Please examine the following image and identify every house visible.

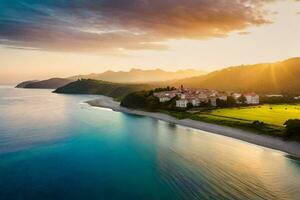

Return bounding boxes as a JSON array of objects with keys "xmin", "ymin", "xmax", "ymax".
[
  {"xmin": 169, "ymin": 85, "xmax": 260, "ymax": 108},
  {"xmin": 198, "ymin": 93, "xmax": 208, "ymax": 99},
  {"xmin": 180, "ymin": 93, "xmax": 186, "ymax": 99},
  {"xmin": 209, "ymin": 97, "xmax": 217, "ymax": 107},
  {"xmin": 244, "ymin": 93, "xmax": 259, "ymax": 104},
  {"xmin": 218, "ymin": 95, "xmax": 228, "ymax": 101},
  {"xmin": 174, "ymin": 87, "xmax": 223, "ymax": 108},
  {"xmin": 176, "ymin": 99, "xmax": 189, "ymax": 108},
  {"xmin": 294, "ymin": 96, "xmax": 300, "ymax": 100},
  {"xmin": 158, "ymin": 96, "xmax": 171, "ymax": 102},
  {"xmin": 232, "ymin": 93, "xmax": 242, "ymax": 100},
  {"xmin": 190, "ymin": 98, "xmax": 200, "ymax": 107},
  {"xmin": 154, "ymin": 91, "xmax": 177, "ymax": 102}
]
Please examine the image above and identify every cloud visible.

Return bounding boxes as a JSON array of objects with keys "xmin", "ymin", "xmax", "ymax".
[
  {"xmin": 0, "ymin": 0, "xmax": 277, "ymax": 53},
  {"xmin": 238, "ymin": 31, "xmax": 251, "ymax": 35}
]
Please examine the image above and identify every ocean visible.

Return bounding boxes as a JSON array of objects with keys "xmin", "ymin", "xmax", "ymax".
[{"xmin": 0, "ymin": 87, "xmax": 299, "ymax": 200}]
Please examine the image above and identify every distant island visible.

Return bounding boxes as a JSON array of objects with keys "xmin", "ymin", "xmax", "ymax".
[
  {"xmin": 15, "ymin": 80, "xmax": 39, "ymax": 88},
  {"xmin": 16, "ymin": 78, "xmax": 73, "ymax": 89}
]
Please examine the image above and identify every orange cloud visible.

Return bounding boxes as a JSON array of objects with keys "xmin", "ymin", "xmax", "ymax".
[{"xmin": 0, "ymin": 0, "xmax": 278, "ymax": 53}]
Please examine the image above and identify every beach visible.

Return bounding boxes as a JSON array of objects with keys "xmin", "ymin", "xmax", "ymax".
[{"xmin": 87, "ymin": 95, "xmax": 300, "ymax": 158}]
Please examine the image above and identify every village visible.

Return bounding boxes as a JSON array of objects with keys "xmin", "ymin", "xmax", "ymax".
[{"xmin": 154, "ymin": 85, "xmax": 260, "ymax": 108}]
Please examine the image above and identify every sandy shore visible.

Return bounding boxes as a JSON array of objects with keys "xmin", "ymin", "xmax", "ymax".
[{"xmin": 87, "ymin": 96, "xmax": 300, "ymax": 158}]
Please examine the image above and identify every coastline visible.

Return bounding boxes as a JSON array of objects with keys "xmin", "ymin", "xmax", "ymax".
[{"xmin": 87, "ymin": 96, "xmax": 300, "ymax": 158}]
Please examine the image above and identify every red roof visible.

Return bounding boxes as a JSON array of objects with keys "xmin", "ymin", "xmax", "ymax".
[{"xmin": 244, "ymin": 92, "xmax": 257, "ymax": 97}]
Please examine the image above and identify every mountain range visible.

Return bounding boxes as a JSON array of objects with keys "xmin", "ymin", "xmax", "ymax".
[
  {"xmin": 16, "ymin": 57, "xmax": 300, "ymax": 95},
  {"xmin": 69, "ymin": 69, "xmax": 205, "ymax": 83},
  {"xmin": 171, "ymin": 58, "xmax": 300, "ymax": 95}
]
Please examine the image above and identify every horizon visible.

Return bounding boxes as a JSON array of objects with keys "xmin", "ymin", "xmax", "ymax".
[
  {"xmin": 3, "ymin": 56, "xmax": 300, "ymax": 85},
  {"xmin": 1, "ymin": 0, "xmax": 300, "ymax": 84}
]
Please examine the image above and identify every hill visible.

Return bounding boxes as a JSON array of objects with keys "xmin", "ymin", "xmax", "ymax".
[
  {"xmin": 69, "ymin": 69, "xmax": 204, "ymax": 83},
  {"xmin": 173, "ymin": 58, "xmax": 300, "ymax": 95},
  {"xmin": 16, "ymin": 78, "xmax": 73, "ymax": 89},
  {"xmin": 15, "ymin": 80, "xmax": 38, "ymax": 88},
  {"xmin": 54, "ymin": 79, "xmax": 153, "ymax": 99}
]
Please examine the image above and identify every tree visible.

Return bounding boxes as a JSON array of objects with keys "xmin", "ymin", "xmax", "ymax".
[
  {"xmin": 167, "ymin": 96, "xmax": 180, "ymax": 110},
  {"xmin": 187, "ymin": 102, "xmax": 193, "ymax": 109},
  {"xmin": 152, "ymin": 86, "xmax": 176, "ymax": 93},
  {"xmin": 227, "ymin": 96, "xmax": 236, "ymax": 107},
  {"xmin": 145, "ymin": 96, "xmax": 159, "ymax": 111},
  {"xmin": 120, "ymin": 91, "xmax": 150, "ymax": 109},
  {"xmin": 199, "ymin": 101, "xmax": 209, "ymax": 107},
  {"xmin": 284, "ymin": 119, "xmax": 300, "ymax": 138},
  {"xmin": 260, "ymin": 95, "xmax": 299, "ymax": 104},
  {"xmin": 216, "ymin": 98, "xmax": 227, "ymax": 107},
  {"xmin": 237, "ymin": 95, "xmax": 247, "ymax": 104}
]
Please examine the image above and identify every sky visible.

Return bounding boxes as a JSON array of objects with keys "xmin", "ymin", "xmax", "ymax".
[{"xmin": 0, "ymin": 0, "xmax": 300, "ymax": 84}]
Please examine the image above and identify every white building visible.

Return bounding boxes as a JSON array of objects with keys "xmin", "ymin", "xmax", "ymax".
[
  {"xmin": 176, "ymin": 99, "xmax": 189, "ymax": 108},
  {"xmin": 232, "ymin": 93, "xmax": 242, "ymax": 100},
  {"xmin": 163, "ymin": 86, "xmax": 260, "ymax": 108},
  {"xmin": 245, "ymin": 93, "xmax": 260, "ymax": 104},
  {"xmin": 154, "ymin": 92, "xmax": 177, "ymax": 102},
  {"xmin": 180, "ymin": 94, "xmax": 186, "ymax": 99},
  {"xmin": 198, "ymin": 93, "xmax": 207, "ymax": 99},
  {"xmin": 190, "ymin": 98, "xmax": 200, "ymax": 107},
  {"xmin": 294, "ymin": 96, "xmax": 300, "ymax": 100},
  {"xmin": 158, "ymin": 96, "xmax": 171, "ymax": 102},
  {"xmin": 218, "ymin": 95, "xmax": 228, "ymax": 101},
  {"xmin": 209, "ymin": 97, "xmax": 217, "ymax": 107}
]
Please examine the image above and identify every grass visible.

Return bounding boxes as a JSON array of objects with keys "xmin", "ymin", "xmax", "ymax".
[
  {"xmin": 191, "ymin": 113, "xmax": 284, "ymax": 136},
  {"xmin": 159, "ymin": 104, "xmax": 300, "ymax": 138},
  {"xmin": 205, "ymin": 104, "xmax": 300, "ymax": 127}
]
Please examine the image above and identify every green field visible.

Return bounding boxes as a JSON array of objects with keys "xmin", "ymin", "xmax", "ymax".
[
  {"xmin": 160, "ymin": 104, "xmax": 300, "ymax": 137},
  {"xmin": 182, "ymin": 104, "xmax": 300, "ymax": 137},
  {"xmin": 205, "ymin": 104, "xmax": 300, "ymax": 126}
]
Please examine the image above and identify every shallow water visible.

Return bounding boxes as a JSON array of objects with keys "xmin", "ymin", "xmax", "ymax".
[{"xmin": 0, "ymin": 87, "xmax": 299, "ymax": 200}]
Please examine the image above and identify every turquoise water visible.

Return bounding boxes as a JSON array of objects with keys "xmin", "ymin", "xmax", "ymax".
[{"xmin": 0, "ymin": 87, "xmax": 300, "ymax": 200}]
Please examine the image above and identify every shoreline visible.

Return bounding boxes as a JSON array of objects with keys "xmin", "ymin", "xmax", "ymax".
[{"xmin": 87, "ymin": 96, "xmax": 300, "ymax": 158}]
